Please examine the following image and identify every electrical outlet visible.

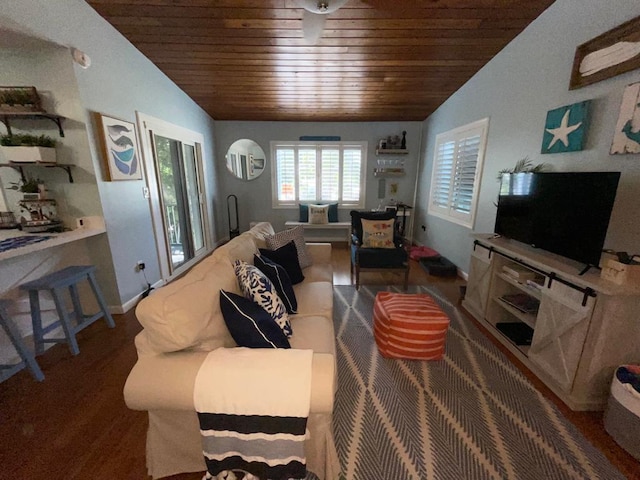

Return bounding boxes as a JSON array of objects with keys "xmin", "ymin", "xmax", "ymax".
[{"xmin": 136, "ymin": 261, "xmax": 146, "ymax": 272}]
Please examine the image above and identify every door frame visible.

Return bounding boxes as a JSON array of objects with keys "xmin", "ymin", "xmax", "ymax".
[{"xmin": 136, "ymin": 112, "xmax": 212, "ymax": 281}]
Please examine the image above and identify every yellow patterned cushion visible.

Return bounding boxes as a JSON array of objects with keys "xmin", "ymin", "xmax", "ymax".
[{"xmin": 361, "ymin": 218, "xmax": 395, "ymax": 248}]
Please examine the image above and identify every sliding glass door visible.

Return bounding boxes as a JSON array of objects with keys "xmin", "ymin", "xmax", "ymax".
[
  {"xmin": 152, "ymin": 134, "xmax": 205, "ymax": 272},
  {"xmin": 137, "ymin": 112, "xmax": 210, "ymax": 281}
]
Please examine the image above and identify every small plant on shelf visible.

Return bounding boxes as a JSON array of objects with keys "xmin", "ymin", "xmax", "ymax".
[
  {"xmin": 0, "ymin": 86, "xmax": 42, "ymax": 111},
  {"xmin": 0, "ymin": 133, "xmax": 57, "ymax": 148},
  {"xmin": 9, "ymin": 176, "xmax": 44, "ymax": 194}
]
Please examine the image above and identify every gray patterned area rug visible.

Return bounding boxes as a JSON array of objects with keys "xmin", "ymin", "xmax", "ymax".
[{"xmin": 331, "ymin": 285, "xmax": 624, "ymax": 480}]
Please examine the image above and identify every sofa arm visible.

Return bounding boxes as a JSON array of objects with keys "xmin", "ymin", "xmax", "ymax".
[
  {"xmin": 124, "ymin": 349, "xmax": 335, "ymax": 413},
  {"xmin": 306, "ymin": 243, "xmax": 332, "ymax": 265}
]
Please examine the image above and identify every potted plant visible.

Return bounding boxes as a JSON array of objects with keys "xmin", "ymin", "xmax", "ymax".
[
  {"xmin": 0, "ymin": 86, "xmax": 42, "ymax": 112},
  {"xmin": 0, "ymin": 133, "xmax": 57, "ymax": 163},
  {"xmin": 9, "ymin": 176, "xmax": 46, "ymax": 200}
]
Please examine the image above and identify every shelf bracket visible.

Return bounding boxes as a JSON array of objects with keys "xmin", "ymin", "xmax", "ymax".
[
  {"xmin": 0, "ymin": 163, "xmax": 26, "ymax": 182},
  {"xmin": 0, "ymin": 163, "xmax": 74, "ymax": 183},
  {"xmin": 0, "ymin": 113, "xmax": 65, "ymax": 137},
  {"xmin": 53, "ymin": 164, "xmax": 74, "ymax": 182}
]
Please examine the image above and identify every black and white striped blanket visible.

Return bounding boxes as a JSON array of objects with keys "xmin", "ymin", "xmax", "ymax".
[{"xmin": 194, "ymin": 348, "xmax": 313, "ymax": 480}]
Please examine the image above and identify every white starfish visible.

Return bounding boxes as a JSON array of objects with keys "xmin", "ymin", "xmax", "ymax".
[{"xmin": 546, "ymin": 109, "xmax": 582, "ymax": 149}]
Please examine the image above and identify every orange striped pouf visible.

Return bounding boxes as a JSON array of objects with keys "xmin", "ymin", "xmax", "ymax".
[{"xmin": 373, "ymin": 292, "xmax": 450, "ymax": 360}]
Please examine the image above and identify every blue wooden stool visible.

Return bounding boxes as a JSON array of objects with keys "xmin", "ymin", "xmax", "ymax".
[
  {"xmin": 0, "ymin": 299, "xmax": 44, "ymax": 382},
  {"xmin": 20, "ymin": 265, "xmax": 115, "ymax": 356}
]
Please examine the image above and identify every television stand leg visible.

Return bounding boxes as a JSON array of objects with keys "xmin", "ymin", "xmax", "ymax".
[{"xmin": 579, "ymin": 264, "xmax": 599, "ymax": 276}]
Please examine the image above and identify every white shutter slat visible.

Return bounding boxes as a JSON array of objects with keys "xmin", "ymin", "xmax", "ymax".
[
  {"xmin": 428, "ymin": 119, "xmax": 488, "ymax": 226},
  {"xmin": 272, "ymin": 142, "xmax": 366, "ymax": 208}
]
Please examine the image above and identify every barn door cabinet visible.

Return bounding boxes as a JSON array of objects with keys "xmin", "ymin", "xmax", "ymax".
[{"xmin": 462, "ymin": 234, "xmax": 640, "ymax": 411}]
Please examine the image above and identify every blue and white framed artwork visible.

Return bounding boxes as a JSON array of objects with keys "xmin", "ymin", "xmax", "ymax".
[
  {"xmin": 611, "ymin": 81, "xmax": 640, "ymax": 154},
  {"xmin": 541, "ymin": 101, "xmax": 591, "ymax": 154},
  {"xmin": 95, "ymin": 112, "xmax": 142, "ymax": 181}
]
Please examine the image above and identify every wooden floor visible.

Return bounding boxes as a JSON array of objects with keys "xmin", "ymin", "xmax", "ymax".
[{"xmin": 0, "ymin": 243, "xmax": 638, "ymax": 480}]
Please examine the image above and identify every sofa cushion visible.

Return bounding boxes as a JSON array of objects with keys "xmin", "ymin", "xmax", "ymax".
[
  {"xmin": 220, "ymin": 290, "xmax": 291, "ymax": 349},
  {"xmin": 234, "ymin": 260, "xmax": 292, "ymax": 337},
  {"xmin": 211, "ymin": 232, "xmax": 257, "ymax": 265},
  {"xmin": 289, "ymin": 314, "xmax": 336, "ymax": 356},
  {"xmin": 293, "ymin": 281, "xmax": 333, "ymax": 319},
  {"xmin": 247, "ymin": 222, "xmax": 276, "ymax": 249},
  {"xmin": 266, "ymin": 225, "xmax": 312, "ymax": 269},
  {"xmin": 259, "ymin": 241, "xmax": 305, "ymax": 285},
  {"xmin": 135, "ymin": 257, "xmax": 238, "ymax": 354},
  {"xmin": 254, "ymin": 254, "xmax": 298, "ymax": 314}
]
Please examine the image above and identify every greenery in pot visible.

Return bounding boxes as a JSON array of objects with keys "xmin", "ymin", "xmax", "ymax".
[
  {"xmin": 9, "ymin": 176, "xmax": 44, "ymax": 193},
  {"xmin": 0, "ymin": 88, "xmax": 36, "ymax": 106},
  {"xmin": 496, "ymin": 157, "xmax": 549, "ymax": 181},
  {"xmin": 0, "ymin": 133, "xmax": 57, "ymax": 148}
]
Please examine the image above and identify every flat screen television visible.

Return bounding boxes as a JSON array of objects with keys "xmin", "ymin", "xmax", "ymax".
[{"xmin": 494, "ymin": 172, "xmax": 621, "ymax": 267}]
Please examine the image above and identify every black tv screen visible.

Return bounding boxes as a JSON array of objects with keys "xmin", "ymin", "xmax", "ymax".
[{"xmin": 495, "ymin": 172, "xmax": 621, "ymax": 266}]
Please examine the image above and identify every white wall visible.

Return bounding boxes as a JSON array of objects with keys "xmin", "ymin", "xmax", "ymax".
[
  {"xmin": 0, "ymin": 0, "xmax": 220, "ymax": 308},
  {"xmin": 415, "ymin": 0, "xmax": 640, "ymax": 273},
  {"xmin": 214, "ymin": 121, "xmax": 422, "ymax": 236}
]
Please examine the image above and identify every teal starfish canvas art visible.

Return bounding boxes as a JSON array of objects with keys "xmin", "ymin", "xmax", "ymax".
[{"xmin": 541, "ymin": 101, "xmax": 591, "ymax": 154}]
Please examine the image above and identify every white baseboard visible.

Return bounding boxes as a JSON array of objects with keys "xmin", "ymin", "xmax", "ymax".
[{"xmin": 108, "ymin": 279, "xmax": 164, "ymax": 314}]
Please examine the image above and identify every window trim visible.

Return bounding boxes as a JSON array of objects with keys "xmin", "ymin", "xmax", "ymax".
[
  {"xmin": 270, "ymin": 141, "xmax": 367, "ymax": 209},
  {"xmin": 428, "ymin": 117, "xmax": 489, "ymax": 229}
]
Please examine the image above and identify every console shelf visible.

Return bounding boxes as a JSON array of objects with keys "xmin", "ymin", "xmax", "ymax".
[{"xmin": 462, "ymin": 233, "xmax": 640, "ymax": 411}]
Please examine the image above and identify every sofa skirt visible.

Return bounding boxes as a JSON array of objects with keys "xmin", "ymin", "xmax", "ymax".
[{"xmin": 145, "ymin": 410, "xmax": 340, "ymax": 479}]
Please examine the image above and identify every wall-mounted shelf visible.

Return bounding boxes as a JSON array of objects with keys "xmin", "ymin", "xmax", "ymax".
[
  {"xmin": 376, "ymin": 148, "xmax": 409, "ymax": 155},
  {"xmin": 0, "ymin": 112, "xmax": 66, "ymax": 137},
  {"xmin": 374, "ymin": 167, "xmax": 405, "ymax": 177},
  {"xmin": 0, "ymin": 162, "xmax": 74, "ymax": 183}
]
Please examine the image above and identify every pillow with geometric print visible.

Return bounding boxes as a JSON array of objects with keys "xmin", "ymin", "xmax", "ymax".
[{"xmin": 361, "ymin": 218, "xmax": 395, "ymax": 248}]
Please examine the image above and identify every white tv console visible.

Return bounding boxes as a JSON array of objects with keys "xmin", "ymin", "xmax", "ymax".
[{"xmin": 462, "ymin": 234, "xmax": 640, "ymax": 411}]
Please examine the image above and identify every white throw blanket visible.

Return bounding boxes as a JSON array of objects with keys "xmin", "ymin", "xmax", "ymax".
[{"xmin": 194, "ymin": 348, "xmax": 313, "ymax": 480}]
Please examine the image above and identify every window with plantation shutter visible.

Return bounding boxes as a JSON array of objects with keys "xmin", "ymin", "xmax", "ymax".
[
  {"xmin": 428, "ymin": 118, "xmax": 489, "ymax": 228},
  {"xmin": 271, "ymin": 141, "xmax": 367, "ymax": 208}
]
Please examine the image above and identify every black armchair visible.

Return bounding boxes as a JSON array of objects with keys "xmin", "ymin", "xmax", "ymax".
[{"xmin": 350, "ymin": 210, "xmax": 409, "ymax": 290}]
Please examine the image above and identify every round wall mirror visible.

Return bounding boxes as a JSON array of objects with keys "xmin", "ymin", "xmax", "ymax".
[{"xmin": 225, "ymin": 139, "xmax": 266, "ymax": 180}]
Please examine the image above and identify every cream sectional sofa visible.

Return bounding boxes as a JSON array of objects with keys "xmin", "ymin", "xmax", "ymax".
[{"xmin": 123, "ymin": 222, "xmax": 339, "ymax": 479}]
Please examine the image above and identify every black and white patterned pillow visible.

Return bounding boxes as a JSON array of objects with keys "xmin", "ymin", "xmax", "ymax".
[
  {"xmin": 265, "ymin": 225, "xmax": 312, "ymax": 269},
  {"xmin": 254, "ymin": 254, "xmax": 298, "ymax": 314},
  {"xmin": 233, "ymin": 260, "xmax": 292, "ymax": 337}
]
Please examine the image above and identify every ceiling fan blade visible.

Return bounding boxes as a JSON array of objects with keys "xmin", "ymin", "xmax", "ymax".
[{"xmin": 302, "ymin": 10, "xmax": 327, "ymax": 44}]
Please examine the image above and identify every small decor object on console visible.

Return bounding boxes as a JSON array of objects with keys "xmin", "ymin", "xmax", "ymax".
[
  {"xmin": 541, "ymin": 101, "xmax": 591, "ymax": 154},
  {"xmin": 611, "ymin": 81, "xmax": 640, "ymax": 154}
]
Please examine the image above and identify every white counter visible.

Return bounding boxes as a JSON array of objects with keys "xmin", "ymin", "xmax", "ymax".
[{"xmin": 0, "ymin": 217, "xmax": 106, "ymax": 261}]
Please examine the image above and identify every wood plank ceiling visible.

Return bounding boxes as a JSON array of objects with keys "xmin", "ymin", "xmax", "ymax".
[{"xmin": 86, "ymin": 0, "xmax": 554, "ymax": 122}]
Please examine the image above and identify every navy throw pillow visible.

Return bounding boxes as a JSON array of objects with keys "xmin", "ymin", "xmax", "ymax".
[
  {"xmin": 299, "ymin": 202, "xmax": 338, "ymax": 222},
  {"xmin": 254, "ymin": 254, "xmax": 298, "ymax": 314},
  {"xmin": 219, "ymin": 290, "xmax": 290, "ymax": 349},
  {"xmin": 299, "ymin": 203, "xmax": 309, "ymax": 223},
  {"xmin": 259, "ymin": 241, "xmax": 305, "ymax": 284}
]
